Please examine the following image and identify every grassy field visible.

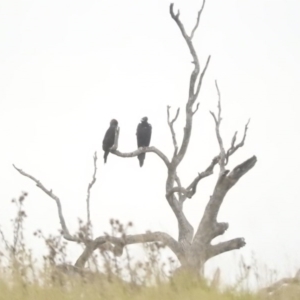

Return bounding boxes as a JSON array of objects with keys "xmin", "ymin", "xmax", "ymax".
[
  {"xmin": 0, "ymin": 194, "xmax": 299, "ymax": 300},
  {"xmin": 0, "ymin": 257, "xmax": 299, "ymax": 300},
  {"xmin": 0, "ymin": 282, "xmax": 256, "ymax": 300},
  {"xmin": 0, "ymin": 272, "xmax": 299, "ymax": 300}
]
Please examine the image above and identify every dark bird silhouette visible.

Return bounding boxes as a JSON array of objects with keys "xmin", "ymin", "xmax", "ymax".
[
  {"xmin": 102, "ymin": 119, "xmax": 118, "ymax": 163},
  {"xmin": 136, "ymin": 117, "xmax": 152, "ymax": 167}
]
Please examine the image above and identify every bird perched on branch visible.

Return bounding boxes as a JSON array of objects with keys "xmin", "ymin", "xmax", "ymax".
[
  {"xmin": 102, "ymin": 119, "xmax": 118, "ymax": 163},
  {"xmin": 136, "ymin": 117, "xmax": 152, "ymax": 167}
]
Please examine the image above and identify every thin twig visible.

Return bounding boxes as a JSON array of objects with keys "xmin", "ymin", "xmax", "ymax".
[
  {"xmin": 167, "ymin": 106, "xmax": 180, "ymax": 156},
  {"xmin": 225, "ymin": 119, "xmax": 250, "ymax": 165},
  {"xmin": 192, "ymin": 103, "xmax": 200, "ymax": 115},
  {"xmin": 194, "ymin": 55, "xmax": 211, "ymax": 98},
  {"xmin": 210, "ymin": 80, "xmax": 226, "ymax": 174},
  {"xmin": 190, "ymin": 0, "xmax": 206, "ymax": 40}
]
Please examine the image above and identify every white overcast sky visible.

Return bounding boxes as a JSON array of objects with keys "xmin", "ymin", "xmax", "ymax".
[{"xmin": 1, "ymin": 0, "xmax": 300, "ymax": 284}]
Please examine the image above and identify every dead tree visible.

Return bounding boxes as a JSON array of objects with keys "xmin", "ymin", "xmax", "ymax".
[{"xmin": 14, "ymin": 1, "xmax": 257, "ymax": 276}]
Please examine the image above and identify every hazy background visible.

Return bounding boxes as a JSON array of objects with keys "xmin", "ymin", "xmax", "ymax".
[{"xmin": 1, "ymin": 0, "xmax": 300, "ymax": 284}]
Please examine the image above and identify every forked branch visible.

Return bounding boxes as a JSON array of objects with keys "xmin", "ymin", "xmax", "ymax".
[
  {"xmin": 192, "ymin": 155, "xmax": 257, "ymax": 248},
  {"xmin": 170, "ymin": 3, "xmax": 199, "ymax": 96},
  {"xmin": 167, "ymin": 155, "xmax": 219, "ymax": 202},
  {"xmin": 211, "ymin": 81, "xmax": 251, "ymax": 169},
  {"xmin": 225, "ymin": 119, "xmax": 250, "ymax": 165},
  {"xmin": 13, "ymin": 161, "xmax": 184, "ymax": 270},
  {"xmin": 13, "ymin": 164, "xmax": 82, "ymax": 243},
  {"xmin": 170, "ymin": 2, "xmax": 211, "ymax": 168},
  {"xmin": 212, "ymin": 156, "xmax": 257, "ymax": 221}
]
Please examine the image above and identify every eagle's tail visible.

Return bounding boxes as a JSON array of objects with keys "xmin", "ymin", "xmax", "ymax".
[
  {"xmin": 104, "ymin": 151, "xmax": 109, "ymax": 163},
  {"xmin": 138, "ymin": 153, "xmax": 145, "ymax": 167}
]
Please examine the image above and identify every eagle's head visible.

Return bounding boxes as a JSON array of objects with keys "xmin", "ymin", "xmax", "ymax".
[
  {"xmin": 110, "ymin": 119, "xmax": 118, "ymax": 126},
  {"xmin": 141, "ymin": 117, "xmax": 148, "ymax": 123}
]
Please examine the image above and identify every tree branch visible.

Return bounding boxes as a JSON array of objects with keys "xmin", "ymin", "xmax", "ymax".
[
  {"xmin": 161, "ymin": 3, "xmax": 211, "ymax": 247},
  {"xmin": 192, "ymin": 102, "xmax": 200, "ymax": 115},
  {"xmin": 210, "ymin": 222, "xmax": 229, "ymax": 240},
  {"xmin": 166, "ymin": 187, "xmax": 189, "ymax": 199},
  {"xmin": 167, "ymin": 155, "xmax": 219, "ymax": 202},
  {"xmin": 166, "ymin": 171, "xmax": 197, "ymax": 245},
  {"xmin": 185, "ymin": 155, "xmax": 220, "ymax": 200},
  {"xmin": 194, "ymin": 55, "xmax": 211, "ymax": 99},
  {"xmin": 167, "ymin": 106, "xmax": 180, "ymax": 156},
  {"xmin": 75, "ymin": 231, "xmax": 182, "ymax": 269},
  {"xmin": 192, "ymin": 156, "xmax": 257, "ymax": 247},
  {"xmin": 109, "ymin": 126, "xmax": 170, "ymax": 167},
  {"xmin": 207, "ymin": 156, "xmax": 257, "ymax": 222},
  {"xmin": 111, "ymin": 147, "xmax": 170, "ymax": 167},
  {"xmin": 190, "ymin": 0, "xmax": 206, "ymax": 40},
  {"xmin": 165, "ymin": 192, "xmax": 194, "ymax": 244},
  {"xmin": 227, "ymin": 155, "xmax": 257, "ymax": 181},
  {"xmin": 225, "ymin": 119, "xmax": 250, "ymax": 165},
  {"xmin": 169, "ymin": 3, "xmax": 211, "ymax": 168},
  {"xmin": 86, "ymin": 152, "xmax": 98, "ymax": 238},
  {"xmin": 207, "ymin": 238, "xmax": 246, "ymax": 259},
  {"xmin": 170, "ymin": 4, "xmax": 199, "ymax": 100},
  {"xmin": 175, "ymin": 173, "xmax": 185, "ymax": 203},
  {"xmin": 210, "ymin": 80, "xmax": 226, "ymax": 174},
  {"xmin": 13, "ymin": 164, "xmax": 82, "ymax": 243}
]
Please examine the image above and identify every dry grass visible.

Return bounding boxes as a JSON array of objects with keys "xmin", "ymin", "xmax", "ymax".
[{"xmin": 0, "ymin": 193, "xmax": 298, "ymax": 300}]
